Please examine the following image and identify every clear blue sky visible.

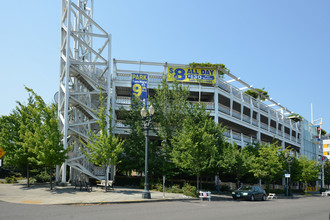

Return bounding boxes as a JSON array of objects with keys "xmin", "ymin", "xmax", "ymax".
[{"xmin": 1, "ymin": 0, "xmax": 329, "ymax": 132}]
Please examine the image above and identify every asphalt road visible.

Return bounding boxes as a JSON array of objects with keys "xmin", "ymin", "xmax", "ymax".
[{"xmin": 1, "ymin": 196, "xmax": 329, "ymax": 220}]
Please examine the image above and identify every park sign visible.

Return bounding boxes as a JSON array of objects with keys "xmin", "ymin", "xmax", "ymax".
[
  {"xmin": 131, "ymin": 73, "xmax": 148, "ymax": 107},
  {"xmin": 0, "ymin": 147, "xmax": 5, "ymax": 159},
  {"xmin": 167, "ymin": 67, "xmax": 216, "ymax": 84}
]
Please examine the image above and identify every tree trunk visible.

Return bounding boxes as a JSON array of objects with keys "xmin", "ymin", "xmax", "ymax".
[
  {"xmin": 104, "ymin": 166, "xmax": 108, "ymax": 192},
  {"xmin": 196, "ymin": 175, "xmax": 200, "ymax": 191},
  {"xmin": 50, "ymin": 169, "xmax": 53, "ymax": 190},
  {"xmin": 27, "ymin": 163, "xmax": 30, "ymax": 187}
]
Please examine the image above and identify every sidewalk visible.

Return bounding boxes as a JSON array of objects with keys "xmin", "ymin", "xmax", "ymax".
[
  {"xmin": 0, "ymin": 183, "xmax": 199, "ymax": 205},
  {"xmin": 0, "ymin": 183, "xmax": 323, "ymax": 205}
]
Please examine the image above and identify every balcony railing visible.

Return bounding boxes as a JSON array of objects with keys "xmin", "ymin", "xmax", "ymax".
[
  {"xmin": 116, "ymin": 96, "xmax": 131, "ymax": 105},
  {"xmin": 117, "ymin": 73, "xmax": 131, "ymax": 80},
  {"xmin": 218, "ymin": 81, "xmax": 231, "ymax": 93},
  {"xmin": 291, "ymin": 136, "xmax": 297, "ymax": 142},
  {"xmin": 232, "ymin": 131, "xmax": 241, "ymax": 141},
  {"xmin": 243, "ymin": 114, "xmax": 250, "ymax": 123},
  {"xmin": 243, "ymin": 135, "xmax": 251, "ymax": 143},
  {"xmin": 270, "ymin": 127, "xmax": 276, "ymax": 134},
  {"xmin": 218, "ymin": 103, "xmax": 230, "ymax": 115},
  {"xmin": 285, "ymin": 133, "xmax": 290, "ymax": 140},
  {"xmin": 252, "ymin": 99, "xmax": 258, "ymax": 108},
  {"xmin": 232, "ymin": 109, "xmax": 241, "ymax": 119},
  {"xmin": 223, "ymin": 130, "xmax": 230, "ymax": 138},
  {"xmin": 149, "ymin": 74, "xmax": 162, "ymax": 82},
  {"xmin": 260, "ymin": 103, "xmax": 269, "ymax": 113},
  {"xmin": 243, "ymin": 93, "xmax": 251, "ymax": 103},
  {"xmin": 260, "ymin": 122, "xmax": 268, "ymax": 130},
  {"xmin": 252, "ymin": 118, "xmax": 258, "ymax": 126},
  {"xmin": 270, "ymin": 108, "xmax": 277, "ymax": 118},
  {"xmin": 115, "ymin": 120, "xmax": 129, "ymax": 128},
  {"xmin": 232, "ymin": 87, "xmax": 241, "ymax": 99}
]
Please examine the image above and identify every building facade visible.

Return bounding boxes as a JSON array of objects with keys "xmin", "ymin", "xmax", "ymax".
[
  {"xmin": 322, "ymin": 134, "xmax": 330, "ymax": 160},
  {"xmin": 112, "ymin": 60, "xmax": 320, "ymax": 160}
]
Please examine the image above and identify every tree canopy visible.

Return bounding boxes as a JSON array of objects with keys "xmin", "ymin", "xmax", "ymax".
[
  {"xmin": 82, "ymin": 92, "xmax": 124, "ymax": 192},
  {"xmin": 170, "ymin": 103, "xmax": 226, "ymax": 190}
]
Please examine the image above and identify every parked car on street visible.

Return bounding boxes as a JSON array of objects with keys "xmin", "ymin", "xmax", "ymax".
[
  {"xmin": 325, "ymin": 189, "xmax": 330, "ymax": 196},
  {"xmin": 232, "ymin": 185, "xmax": 266, "ymax": 201}
]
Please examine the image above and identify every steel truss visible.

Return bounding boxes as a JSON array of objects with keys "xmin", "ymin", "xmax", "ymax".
[{"xmin": 57, "ymin": 0, "xmax": 111, "ymax": 184}]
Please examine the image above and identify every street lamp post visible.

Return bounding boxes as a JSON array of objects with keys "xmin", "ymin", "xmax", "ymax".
[
  {"xmin": 141, "ymin": 105, "xmax": 155, "ymax": 199},
  {"xmin": 285, "ymin": 151, "xmax": 293, "ymax": 196}
]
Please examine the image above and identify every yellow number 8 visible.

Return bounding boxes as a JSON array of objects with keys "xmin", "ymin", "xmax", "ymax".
[{"xmin": 132, "ymin": 84, "xmax": 142, "ymax": 97}]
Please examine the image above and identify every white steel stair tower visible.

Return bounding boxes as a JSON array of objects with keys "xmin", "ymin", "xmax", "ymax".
[{"xmin": 58, "ymin": 0, "xmax": 111, "ymax": 184}]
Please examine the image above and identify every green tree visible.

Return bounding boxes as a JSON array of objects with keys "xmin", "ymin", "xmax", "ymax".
[
  {"xmin": 249, "ymin": 143, "xmax": 283, "ymax": 192},
  {"xmin": 0, "ymin": 113, "xmax": 22, "ymax": 169},
  {"xmin": 219, "ymin": 142, "xmax": 253, "ymax": 188},
  {"xmin": 0, "ymin": 96, "xmax": 40, "ymax": 187},
  {"xmin": 26, "ymin": 87, "xmax": 69, "ymax": 190},
  {"xmin": 297, "ymin": 156, "xmax": 321, "ymax": 193},
  {"xmin": 150, "ymin": 78, "xmax": 191, "ymax": 177},
  {"xmin": 279, "ymin": 149, "xmax": 300, "ymax": 189},
  {"xmin": 324, "ymin": 160, "xmax": 330, "ymax": 187},
  {"xmin": 170, "ymin": 103, "xmax": 226, "ymax": 191},
  {"xmin": 244, "ymin": 88, "xmax": 269, "ymax": 101},
  {"xmin": 83, "ymin": 92, "xmax": 124, "ymax": 192},
  {"xmin": 118, "ymin": 98, "xmax": 148, "ymax": 175}
]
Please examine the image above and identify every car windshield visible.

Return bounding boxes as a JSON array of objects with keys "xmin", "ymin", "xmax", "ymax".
[{"xmin": 239, "ymin": 186, "xmax": 253, "ymax": 190}]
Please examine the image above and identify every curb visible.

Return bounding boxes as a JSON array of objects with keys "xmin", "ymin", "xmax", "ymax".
[{"xmin": 58, "ymin": 198, "xmax": 198, "ymax": 206}]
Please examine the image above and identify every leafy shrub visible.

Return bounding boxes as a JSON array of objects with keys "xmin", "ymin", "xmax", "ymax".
[
  {"xmin": 115, "ymin": 176, "xmax": 142, "ymax": 187},
  {"xmin": 153, "ymin": 183, "xmax": 163, "ymax": 191},
  {"xmin": 5, "ymin": 176, "xmax": 17, "ymax": 183},
  {"xmin": 292, "ymin": 189, "xmax": 304, "ymax": 194},
  {"xmin": 221, "ymin": 184, "xmax": 231, "ymax": 192},
  {"xmin": 35, "ymin": 172, "xmax": 50, "ymax": 183},
  {"xmin": 182, "ymin": 183, "xmax": 198, "ymax": 197},
  {"xmin": 268, "ymin": 189, "xmax": 284, "ymax": 194},
  {"xmin": 28, "ymin": 178, "xmax": 36, "ymax": 185},
  {"xmin": 169, "ymin": 184, "xmax": 183, "ymax": 193}
]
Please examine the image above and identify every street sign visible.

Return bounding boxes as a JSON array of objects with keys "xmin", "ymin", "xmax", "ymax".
[
  {"xmin": 0, "ymin": 159, "xmax": 2, "ymax": 167},
  {"xmin": 0, "ymin": 147, "xmax": 5, "ymax": 159},
  {"xmin": 285, "ymin": 174, "xmax": 291, "ymax": 178}
]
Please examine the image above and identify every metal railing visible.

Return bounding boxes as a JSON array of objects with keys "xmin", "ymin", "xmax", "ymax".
[
  {"xmin": 243, "ymin": 114, "xmax": 251, "ymax": 123},
  {"xmin": 252, "ymin": 118, "xmax": 258, "ymax": 126},
  {"xmin": 223, "ymin": 130, "xmax": 230, "ymax": 138},
  {"xmin": 232, "ymin": 131, "xmax": 241, "ymax": 141},
  {"xmin": 243, "ymin": 135, "xmax": 251, "ymax": 143},
  {"xmin": 218, "ymin": 103, "xmax": 230, "ymax": 115},
  {"xmin": 243, "ymin": 93, "xmax": 251, "ymax": 103},
  {"xmin": 116, "ymin": 96, "xmax": 131, "ymax": 105},
  {"xmin": 260, "ymin": 122, "xmax": 268, "ymax": 130},
  {"xmin": 232, "ymin": 87, "xmax": 241, "ymax": 99},
  {"xmin": 232, "ymin": 109, "xmax": 241, "ymax": 119},
  {"xmin": 217, "ymin": 81, "xmax": 231, "ymax": 93},
  {"xmin": 260, "ymin": 103, "xmax": 269, "ymax": 113},
  {"xmin": 270, "ymin": 127, "xmax": 276, "ymax": 134}
]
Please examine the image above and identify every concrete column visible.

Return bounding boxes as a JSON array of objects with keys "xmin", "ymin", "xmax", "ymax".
[{"xmin": 214, "ymin": 88, "xmax": 218, "ymax": 123}]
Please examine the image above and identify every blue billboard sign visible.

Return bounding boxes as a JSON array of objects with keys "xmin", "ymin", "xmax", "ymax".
[{"xmin": 131, "ymin": 73, "xmax": 148, "ymax": 106}]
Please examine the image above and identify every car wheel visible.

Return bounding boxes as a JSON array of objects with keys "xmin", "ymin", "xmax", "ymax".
[
  {"xmin": 262, "ymin": 194, "xmax": 266, "ymax": 201},
  {"xmin": 233, "ymin": 197, "xmax": 237, "ymax": 200},
  {"xmin": 251, "ymin": 195, "xmax": 255, "ymax": 201}
]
